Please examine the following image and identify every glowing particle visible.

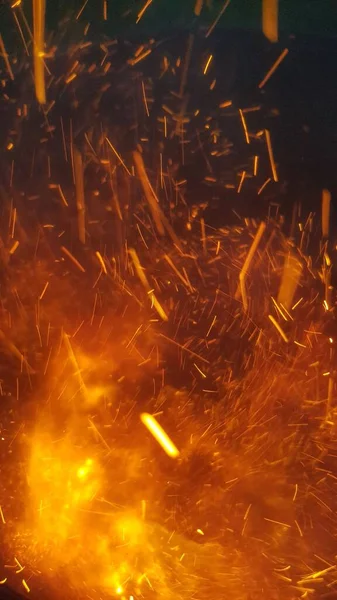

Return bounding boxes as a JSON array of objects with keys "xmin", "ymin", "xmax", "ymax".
[
  {"xmin": 258, "ymin": 178, "xmax": 271, "ymax": 195},
  {"xmin": 268, "ymin": 314, "xmax": 289, "ymax": 343},
  {"xmin": 73, "ymin": 147, "xmax": 86, "ymax": 244},
  {"xmin": 235, "ymin": 222, "xmax": 266, "ymax": 310},
  {"xmin": 203, "ymin": 54, "xmax": 213, "ymax": 75},
  {"xmin": 206, "ymin": 0, "xmax": 231, "ymax": 38},
  {"xmin": 265, "ymin": 129, "xmax": 278, "ymax": 181},
  {"xmin": 141, "ymin": 413, "xmax": 180, "ymax": 458},
  {"xmin": 129, "ymin": 248, "xmax": 168, "ymax": 321},
  {"xmin": 219, "ymin": 100, "xmax": 232, "ymax": 108},
  {"xmin": 262, "ymin": 0, "xmax": 278, "ymax": 42},
  {"xmin": 96, "ymin": 251, "xmax": 107, "ymax": 274},
  {"xmin": 258, "ymin": 48, "xmax": 289, "ymax": 89},
  {"xmin": 136, "ymin": 0, "xmax": 153, "ymax": 23},
  {"xmin": 22, "ymin": 579, "xmax": 30, "ymax": 593},
  {"xmin": 0, "ymin": 506, "xmax": 5, "ymax": 524},
  {"xmin": 239, "ymin": 109, "xmax": 250, "ymax": 144},
  {"xmin": 106, "ymin": 137, "xmax": 132, "ymax": 176},
  {"xmin": 194, "ymin": 363, "xmax": 207, "ymax": 378},
  {"xmin": 253, "ymin": 155, "xmax": 259, "ymax": 176},
  {"xmin": 237, "ymin": 170, "xmax": 246, "ymax": 193},
  {"xmin": 194, "ymin": 0, "xmax": 203, "ymax": 16},
  {"xmin": 0, "ymin": 34, "xmax": 14, "ymax": 81},
  {"xmin": 39, "ymin": 281, "xmax": 49, "ymax": 300},
  {"xmin": 322, "ymin": 189, "xmax": 331, "ymax": 238},
  {"xmin": 278, "ymin": 253, "xmax": 302, "ymax": 311},
  {"xmin": 128, "ymin": 48, "xmax": 152, "ymax": 66},
  {"xmin": 9, "ymin": 240, "xmax": 19, "ymax": 255},
  {"xmin": 61, "ymin": 246, "xmax": 86, "ymax": 273},
  {"xmin": 32, "ymin": 0, "xmax": 46, "ymax": 103}
]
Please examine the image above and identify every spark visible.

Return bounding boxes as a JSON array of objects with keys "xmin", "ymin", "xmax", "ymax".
[
  {"xmin": 158, "ymin": 333, "xmax": 209, "ymax": 364},
  {"xmin": 61, "ymin": 246, "xmax": 86, "ymax": 273},
  {"xmin": 264, "ymin": 517, "xmax": 291, "ymax": 528},
  {"xmin": 49, "ymin": 183, "xmax": 69, "ymax": 207},
  {"xmin": 203, "ymin": 54, "xmax": 213, "ymax": 75},
  {"xmin": 205, "ymin": 0, "xmax": 231, "ymax": 38},
  {"xmin": 268, "ymin": 314, "xmax": 289, "ymax": 342},
  {"xmin": 239, "ymin": 109, "xmax": 250, "ymax": 144},
  {"xmin": 133, "ymin": 150, "xmax": 165, "ymax": 236},
  {"xmin": 0, "ymin": 506, "xmax": 5, "ymax": 524},
  {"xmin": 322, "ymin": 189, "xmax": 331, "ymax": 238},
  {"xmin": 96, "ymin": 251, "xmax": 107, "ymax": 274},
  {"xmin": 265, "ymin": 129, "xmax": 278, "ymax": 181},
  {"xmin": 0, "ymin": 35, "xmax": 14, "ymax": 80},
  {"xmin": 73, "ymin": 147, "xmax": 86, "ymax": 244},
  {"xmin": 257, "ymin": 177, "xmax": 271, "ymax": 195},
  {"xmin": 258, "ymin": 48, "xmax": 289, "ymax": 89},
  {"xmin": 236, "ymin": 222, "xmax": 266, "ymax": 310},
  {"xmin": 179, "ymin": 34, "xmax": 194, "ymax": 97},
  {"xmin": 32, "ymin": 0, "xmax": 46, "ymax": 103},
  {"xmin": 164, "ymin": 254, "xmax": 192, "ymax": 290},
  {"xmin": 194, "ymin": 363, "xmax": 207, "ymax": 378},
  {"xmin": 237, "ymin": 170, "xmax": 246, "ymax": 193},
  {"xmin": 293, "ymin": 483, "xmax": 298, "ymax": 501},
  {"xmin": 262, "ymin": 0, "xmax": 278, "ymax": 42},
  {"xmin": 253, "ymin": 155, "xmax": 259, "ymax": 176},
  {"xmin": 75, "ymin": 0, "xmax": 89, "ymax": 19},
  {"xmin": 128, "ymin": 49, "xmax": 152, "ymax": 66},
  {"xmin": 129, "ymin": 248, "xmax": 168, "ymax": 321},
  {"xmin": 194, "ymin": 0, "xmax": 203, "ymax": 16},
  {"xmin": 219, "ymin": 100, "xmax": 232, "ymax": 108},
  {"xmin": 141, "ymin": 80, "xmax": 150, "ymax": 117},
  {"xmin": 136, "ymin": 0, "xmax": 153, "ymax": 23},
  {"xmin": 9, "ymin": 240, "xmax": 19, "ymax": 255},
  {"xmin": 140, "ymin": 413, "xmax": 180, "ymax": 458},
  {"xmin": 278, "ymin": 253, "xmax": 302, "ymax": 310}
]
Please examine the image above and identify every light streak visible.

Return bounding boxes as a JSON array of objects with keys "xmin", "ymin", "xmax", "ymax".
[
  {"xmin": 32, "ymin": 0, "xmax": 46, "ymax": 103},
  {"xmin": 61, "ymin": 246, "xmax": 86, "ymax": 273},
  {"xmin": 322, "ymin": 189, "xmax": 331, "ymax": 238},
  {"xmin": 0, "ymin": 34, "xmax": 14, "ymax": 81},
  {"xmin": 133, "ymin": 150, "xmax": 165, "ymax": 236},
  {"xmin": 205, "ymin": 0, "xmax": 231, "ymax": 38},
  {"xmin": 129, "ymin": 248, "xmax": 168, "ymax": 321},
  {"xmin": 258, "ymin": 48, "xmax": 289, "ymax": 89},
  {"xmin": 262, "ymin": 0, "xmax": 278, "ymax": 42},
  {"xmin": 268, "ymin": 314, "xmax": 289, "ymax": 342},
  {"xmin": 203, "ymin": 54, "xmax": 213, "ymax": 75},
  {"xmin": 73, "ymin": 147, "xmax": 86, "ymax": 244},
  {"xmin": 236, "ymin": 222, "xmax": 266, "ymax": 310},
  {"xmin": 140, "ymin": 413, "xmax": 180, "ymax": 458},
  {"xmin": 136, "ymin": 0, "xmax": 153, "ymax": 23},
  {"xmin": 239, "ymin": 109, "xmax": 250, "ymax": 144},
  {"xmin": 265, "ymin": 129, "xmax": 278, "ymax": 181}
]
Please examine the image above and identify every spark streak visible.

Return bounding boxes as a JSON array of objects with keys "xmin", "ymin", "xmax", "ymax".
[
  {"xmin": 140, "ymin": 413, "xmax": 180, "ymax": 458},
  {"xmin": 32, "ymin": 0, "xmax": 46, "ymax": 104}
]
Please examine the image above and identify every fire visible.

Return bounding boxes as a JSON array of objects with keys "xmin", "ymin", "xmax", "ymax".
[{"xmin": 0, "ymin": 3, "xmax": 336, "ymax": 599}]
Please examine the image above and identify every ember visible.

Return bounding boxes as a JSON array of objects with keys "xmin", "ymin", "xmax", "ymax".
[{"xmin": 0, "ymin": 2, "xmax": 336, "ymax": 600}]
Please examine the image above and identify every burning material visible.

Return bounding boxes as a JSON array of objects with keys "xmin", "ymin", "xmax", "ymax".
[{"xmin": 0, "ymin": 4, "xmax": 336, "ymax": 600}]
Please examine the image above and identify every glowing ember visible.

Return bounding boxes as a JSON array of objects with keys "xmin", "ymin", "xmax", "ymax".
[{"xmin": 0, "ymin": 3, "xmax": 336, "ymax": 600}]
